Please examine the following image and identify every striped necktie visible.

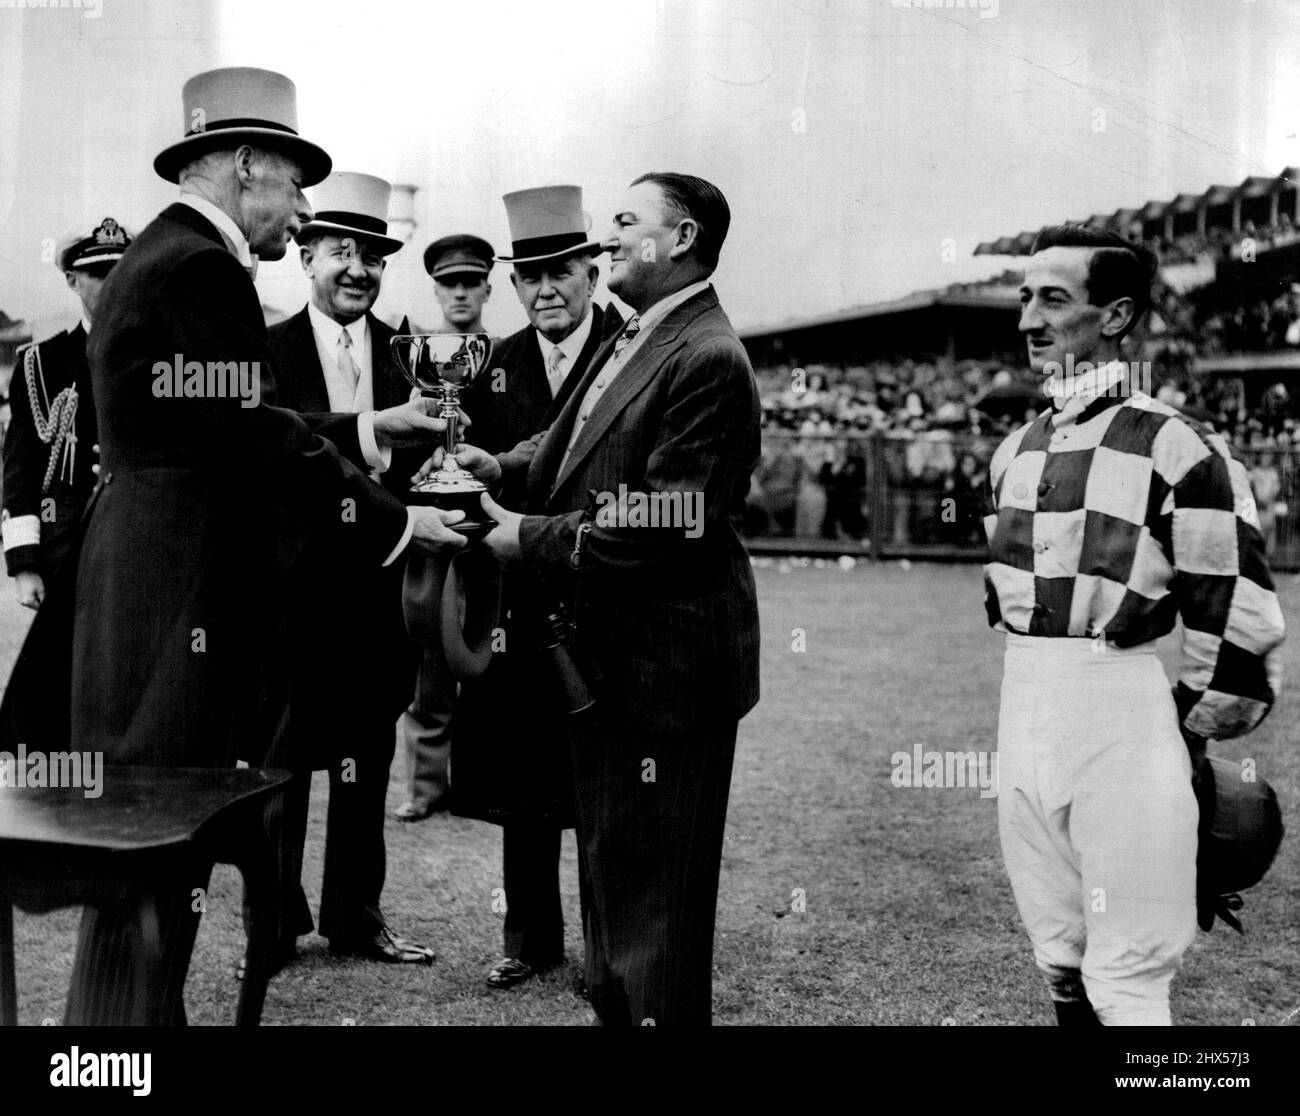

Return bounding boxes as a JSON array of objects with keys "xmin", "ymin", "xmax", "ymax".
[{"xmin": 612, "ymin": 314, "xmax": 641, "ymax": 360}]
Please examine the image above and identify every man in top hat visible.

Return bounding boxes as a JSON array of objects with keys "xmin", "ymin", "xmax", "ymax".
[
  {"xmin": 3, "ymin": 217, "xmax": 130, "ymax": 608},
  {"xmin": 448, "ymin": 185, "xmax": 621, "ymax": 989},
  {"xmin": 35, "ymin": 67, "xmax": 468, "ymax": 1026},
  {"xmin": 440, "ymin": 173, "xmax": 762, "ymax": 1025},
  {"xmin": 260, "ymin": 171, "xmax": 434, "ymax": 967},
  {"xmin": 391, "ymin": 233, "xmax": 498, "ymax": 823}
]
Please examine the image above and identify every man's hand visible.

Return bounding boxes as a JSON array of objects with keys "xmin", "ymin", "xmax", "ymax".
[
  {"xmin": 407, "ymin": 506, "xmax": 470, "ymax": 554},
  {"xmin": 479, "ymin": 491, "xmax": 523, "ymax": 564},
  {"xmin": 372, "ymin": 398, "xmax": 472, "ymax": 450},
  {"xmin": 14, "ymin": 570, "xmax": 44, "ymax": 610},
  {"xmin": 413, "ymin": 443, "xmax": 502, "ymax": 490}
]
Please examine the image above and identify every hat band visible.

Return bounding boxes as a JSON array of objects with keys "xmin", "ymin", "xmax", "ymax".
[
  {"xmin": 187, "ymin": 116, "xmax": 300, "ymax": 137},
  {"xmin": 313, "ymin": 210, "xmax": 389, "ymax": 236},
  {"xmin": 509, "ymin": 231, "xmax": 592, "ymax": 259}
]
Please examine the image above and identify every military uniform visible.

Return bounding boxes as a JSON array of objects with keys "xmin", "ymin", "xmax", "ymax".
[{"xmin": 2, "ymin": 217, "xmax": 130, "ymax": 582}]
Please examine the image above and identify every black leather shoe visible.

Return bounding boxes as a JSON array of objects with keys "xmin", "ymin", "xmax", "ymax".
[
  {"xmin": 234, "ymin": 939, "xmax": 298, "ymax": 982},
  {"xmin": 486, "ymin": 957, "xmax": 535, "ymax": 988},
  {"xmin": 329, "ymin": 926, "xmax": 435, "ymax": 964}
]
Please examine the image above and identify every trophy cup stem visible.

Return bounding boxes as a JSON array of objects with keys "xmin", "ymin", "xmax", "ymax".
[{"xmin": 441, "ymin": 384, "xmax": 460, "ymax": 460}]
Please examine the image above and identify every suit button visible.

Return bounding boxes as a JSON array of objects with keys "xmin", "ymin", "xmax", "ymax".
[
  {"xmin": 92, "ymin": 443, "xmax": 100, "ymax": 455},
  {"xmin": 92, "ymin": 464, "xmax": 100, "ymax": 476},
  {"xmin": 580, "ymin": 411, "xmax": 590, "ymax": 421},
  {"xmin": 104, "ymin": 472, "xmax": 113, "ymax": 485},
  {"xmin": 595, "ymin": 380, "xmax": 606, "ymax": 389}
]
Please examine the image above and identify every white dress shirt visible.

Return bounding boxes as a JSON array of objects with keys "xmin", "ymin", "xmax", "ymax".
[
  {"xmin": 536, "ymin": 306, "xmax": 594, "ymax": 398},
  {"xmin": 563, "ymin": 280, "xmax": 710, "ymax": 462},
  {"xmin": 177, "ymin": 192, "xmax": 255, "ymax": 269}
]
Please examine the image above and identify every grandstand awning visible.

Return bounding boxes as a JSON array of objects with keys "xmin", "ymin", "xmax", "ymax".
[
  {"xmin": 739, "ymin": 284, "xmax": 1018, "ymax": 340},
  {"xmin": 973, "ymin": 168, "xmax": 1300, "ymax": 257}
]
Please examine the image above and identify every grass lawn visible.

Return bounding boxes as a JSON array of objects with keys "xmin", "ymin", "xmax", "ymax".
[{"xmin": 2, "ymin": 561, "xmax": 1297, "ymax": 1026}]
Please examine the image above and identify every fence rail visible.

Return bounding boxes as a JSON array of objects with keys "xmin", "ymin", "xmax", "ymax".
[
  {"xmin": 747, "ymin": 431, "xmax": 1300, "ymax": 571},
  {"xmin": 1, "ymin": 411, "xmax": 1294, "ymax": 572}
]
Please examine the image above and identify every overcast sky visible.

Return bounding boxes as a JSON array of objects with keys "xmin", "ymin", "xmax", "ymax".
[{"xmin": 2, "ymin": 0, "xmax": 1298, "ymax": 341}]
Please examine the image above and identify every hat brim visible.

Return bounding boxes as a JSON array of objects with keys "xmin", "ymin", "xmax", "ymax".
[
  {"xmin": 154, "ymin": 127, "xmax": 333, "ymax": 186},
  {"xmin": 295, "ymin": 220, "xmax": 404, "ymax": 256},
  {"xmin": 430, "ymin": 267, "xmax": 491, "ymax": 281},
  {"xmin": 64, "ymin": 250, "xmax": 127, "ymax": 271},
  {"xmin": 495, "ymin": 240, "xmax": 605, "ymax": 266}
]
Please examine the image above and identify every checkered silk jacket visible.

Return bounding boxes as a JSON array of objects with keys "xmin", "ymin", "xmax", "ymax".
[{"xmin": 984, "ymin": 391, "xmax": 1285, "ymax": 741}]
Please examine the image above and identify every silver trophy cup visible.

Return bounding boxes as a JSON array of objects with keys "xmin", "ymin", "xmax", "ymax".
[{"xmin": 390, "ymin": 332, "xmax": 491, "ymax": 532}]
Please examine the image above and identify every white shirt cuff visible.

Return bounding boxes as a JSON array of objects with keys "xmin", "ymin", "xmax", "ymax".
[
  {"xmin": 1, "ymin": 514, "xmax": 40, "ymax": 552},
  {"xmin": 382, "ymin": 508, "xmax": 416, "ymax": 567},
  {"xmin": 357, "ymin": 411, "xmax": 391, "ymax": 474}
]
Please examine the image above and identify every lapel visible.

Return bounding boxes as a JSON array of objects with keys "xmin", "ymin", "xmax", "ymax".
[
  {"xmin": 520, "ymin": 328, "xmax": 550, "ymax": 409},
  {"xmin": 278, "ymin": 307, "xmax": 331, "ymax": 413},
  {"xmin": 543, "ymin": 302, "xmax": 621, "ymax": 425},
  {"xmin": 539, "ymin": 288, "xmax": 717, "ymax": 504},
  {"xmin": 367, "ymin": 313, "xmax": 406, "ymax": 410}
]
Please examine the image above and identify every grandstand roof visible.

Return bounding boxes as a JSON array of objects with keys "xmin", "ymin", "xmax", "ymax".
[
  {"xmin": 974, "ymin": 167, "xmax": 1300, "ymax": 257},
  {"xmin": 739, "ymin": 279, "xmax": 1018, "ymax": 341}
]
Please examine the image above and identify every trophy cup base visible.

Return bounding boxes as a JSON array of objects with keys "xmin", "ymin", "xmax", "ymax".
[{"xmin": 407, "ymin": 473, "xmax": 494, "ymax": 538}]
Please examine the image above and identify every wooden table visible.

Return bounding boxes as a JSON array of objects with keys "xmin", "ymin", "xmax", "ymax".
[{"xmin": 0, "ymin": 765, "xmax": 289, "ymax": 1026}]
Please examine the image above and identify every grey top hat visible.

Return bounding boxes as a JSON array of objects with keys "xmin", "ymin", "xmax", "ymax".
[
  {"xmin": 154, "ymin": 67, "xmax": 332, "ymax": 186},
  {"xmin": 296, "ymin": 172, "xmax": 404, "ymax": 256},
  {"xmin": 496, "ymin": 185, "xmax": 604, "ymax": 265}
]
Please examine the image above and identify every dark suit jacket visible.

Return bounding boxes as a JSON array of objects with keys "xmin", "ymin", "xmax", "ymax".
[
  {"xmin": 499, "ymin": 286, "xmax": 761, "ymax": 733},
  {"xmin": 448, "ymin": 303, "xmax": 622, "ymax": 826},
  {"xmin": 266, "ymin": 306, "xmax": 419, "ymax": 766},
  {"xmin": 63, "ymin": 202, "xmax": 410, "ymax": 767}
]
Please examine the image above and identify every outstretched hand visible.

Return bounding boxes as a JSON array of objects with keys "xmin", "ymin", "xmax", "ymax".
[
  {"xmin": 478, "ymin": 491, "xmax": 523, "ymax": 564},
  {"xmin": 413, "ymin": 443, "xmax": 502, "ymax": 489}
]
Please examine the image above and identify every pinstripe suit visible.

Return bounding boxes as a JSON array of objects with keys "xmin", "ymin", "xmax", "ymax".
[{"xmin": 495, "ymin": 286, "xmax": 761, "ymax": 1024}]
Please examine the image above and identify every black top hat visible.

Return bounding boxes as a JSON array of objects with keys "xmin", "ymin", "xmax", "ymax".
[{"xmin": 154, "ymin": 67, "xmax": 332, "ymax": 186}]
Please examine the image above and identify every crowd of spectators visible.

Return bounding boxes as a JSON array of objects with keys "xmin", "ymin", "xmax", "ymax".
[{"xmin": 746, "ymin": 344, "xmax": 1300, "ymax": 550}]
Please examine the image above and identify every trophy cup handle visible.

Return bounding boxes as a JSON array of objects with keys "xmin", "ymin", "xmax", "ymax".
[{"xmin": 389, "ymin": 334, "xmax": 427, "ymax": 394}]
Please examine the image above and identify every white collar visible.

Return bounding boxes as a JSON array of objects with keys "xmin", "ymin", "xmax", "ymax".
[
  {"xmin": 535, "ymin": 306, "xmax": 594, "ymax": 368},
  {"xmin": 1046, "ymin": 357, "xmax": 1128, "ymax": 405},
  {"xmin": 1047, "ymin": 358, "xmax": 1130, "ymax": 426},
  {"xmin": 635, "ymin": 279, "xmax": 711, "ymax": 333},
  {"xmin": 80, "ymin": 316, "xmax": 92, "ymax": 336},
  {"xmin": 177, "ymin": 192, "xmax": 254, "ymax": 268},
  {"xmin": 307, "ymin": 301, "xmax": 368, "ymax": 350}
]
